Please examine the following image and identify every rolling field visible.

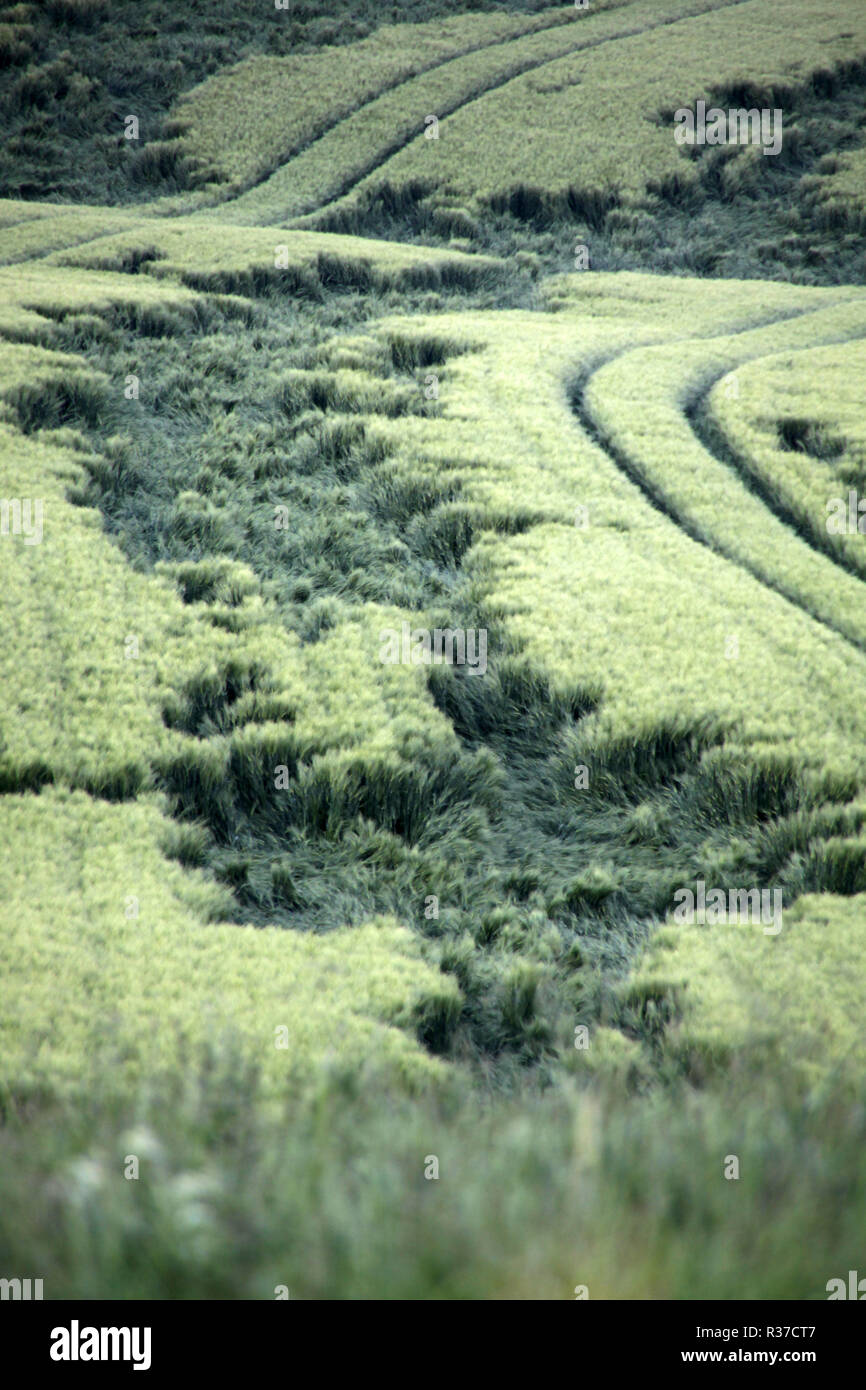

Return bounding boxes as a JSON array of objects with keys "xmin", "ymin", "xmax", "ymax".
[
  {"xmin": 2, "ymin": 0, "xmax": 866, "ymax": 1302},
  {"xmin": 166, "ymin": 0, "xmax": 866, "ymax": 237}
]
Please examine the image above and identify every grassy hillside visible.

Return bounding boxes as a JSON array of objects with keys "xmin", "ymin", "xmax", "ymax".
[
  {"xmin": 166, "ymin": 0, "xmax": 866, "ymax": 284},
  {"xmin": 2, "ymin": 0, "xmax": 866, "ymax": 1300},
  {"xmin": 0, "ymin": 0, "xmax": 554, "ymax": 202},
  {"xmin": 705, "ymin": 339, "xmax": 866, "ymax": 578}
]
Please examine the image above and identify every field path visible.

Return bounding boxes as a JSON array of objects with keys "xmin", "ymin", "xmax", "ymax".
[
  {"xmin": 571, "ymin": 300, "xmax": 866, "ymax": 653},
  {"xmin": 214, "ymin": 0, "xmax": 753, "ymax": 225}
]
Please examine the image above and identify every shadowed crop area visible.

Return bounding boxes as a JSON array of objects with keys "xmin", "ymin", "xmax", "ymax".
[{"xmin": 2, "ymin": 0, "xmax": 866, "ymax": 1307}]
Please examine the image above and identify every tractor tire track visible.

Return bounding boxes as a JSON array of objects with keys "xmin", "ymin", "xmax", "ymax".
[
  {"xmin": 233, "ymin": 0, "xmax": 756, "ymax": 224},
  {"xmin": 686, "ymin": 361, "xmax": 866, "ymax": 586},
  {"xmin": 197, "ymin": 8, "xmax": 581, "ymax": 208},
  {"xmin": 569, "ymin": 307, "xmax": 866, "ymax": 658}
]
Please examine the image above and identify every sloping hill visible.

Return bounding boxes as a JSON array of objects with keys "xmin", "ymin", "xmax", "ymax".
[
  {"xmin": 3, "ymin": 0, "xmax": 866, "ymax": 1301},
  {"xmin": 4, "ymin": 213, "xmax": 866, "ymax": 1101}
]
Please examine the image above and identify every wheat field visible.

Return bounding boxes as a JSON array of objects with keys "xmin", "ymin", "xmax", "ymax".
[{"xmin": 2, "ymin": 0, "xmax": 866, "ymax": 1305}]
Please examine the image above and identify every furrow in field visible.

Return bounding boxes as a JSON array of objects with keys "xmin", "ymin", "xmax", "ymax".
[
  {"xmin": 696, "ymin": 339, "xmax": 866, "ymax": 585},
  {"xmin": 574, "ymin": 298, "xmax": 866, "ymax": 654},
  {"xmin": 217, "ymin": 0, "xmax": 750, "ymax": 225},
  {"xmin": 686, "ymin": 365, "xmax": 866, "ymax": 585},
  {"xmin": 293, "ymin": 0, "xmax": 861, "ymax": 231},
  {"xmin": 170, "ymin": 5, "xmax": 589, "ymax": 202},
  {"xmin": 0, "ymin": 212, "xmax": 154, "ymax": 267}
]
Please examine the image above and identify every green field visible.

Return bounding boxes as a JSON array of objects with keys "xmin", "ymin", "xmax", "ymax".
[{"xmin": 2, "ymin": 0, "xmax": 866, "ymax": 1302}]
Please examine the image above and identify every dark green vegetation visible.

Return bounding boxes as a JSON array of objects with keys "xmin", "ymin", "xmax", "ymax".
[
  {"xmin": 317, "ymin": 62, "xmax": 866, "ymax": 287},
  {"xmin": 34, "ymin": 269, "xmax": 865, "ymax": 1078},
  {"xmin": 37, "ymin": 280, "xmax": 631, "ymax": 1071},
  {"xmin": 0, "ymin": 0, "xmax": 551, "ymax": 202},
  {"xmin": 4, "ymin": 0, "xmax": 866, "ymax": 1302},
  {"xmin": 1, "ymin": 0, "xmax": 863, "ymax": 286}
]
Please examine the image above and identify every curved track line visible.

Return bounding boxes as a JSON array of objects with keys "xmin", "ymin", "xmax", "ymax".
[
  {"xmin": 0, "ymin": 220, "xmax": 152, "ymax": 268},
  {"xmin": 568, "ymin": 309, "xmax": 866, "ymax": 657},
  {"xmin": 686, "ymin": 362, "xmax": 866, "ymax": 586},
  {"xmin": 242, "ymin": 0, "xmax": 756, "ymax": 224},
  {"xmin": 203, "ymin": 10, "xmax": 581, "ymax": 205}
]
